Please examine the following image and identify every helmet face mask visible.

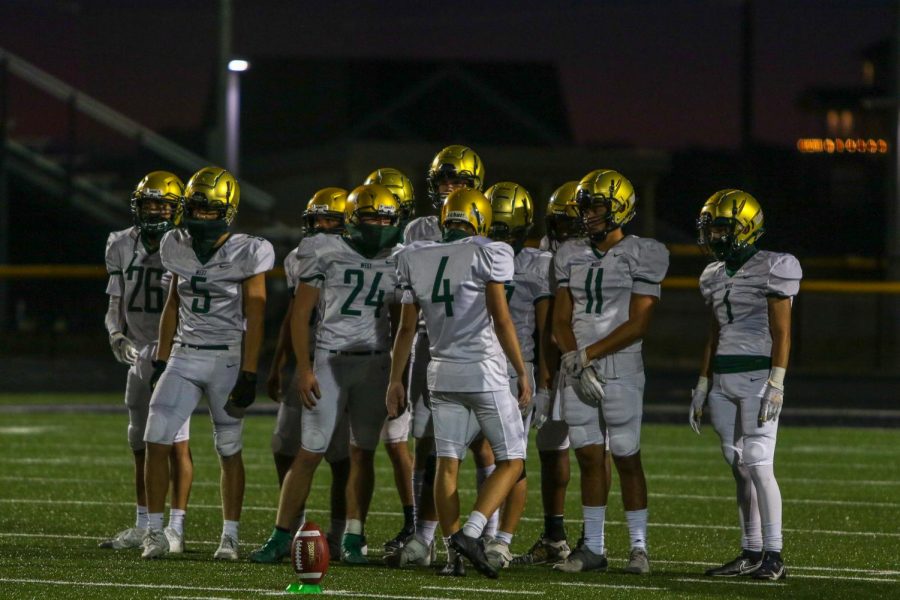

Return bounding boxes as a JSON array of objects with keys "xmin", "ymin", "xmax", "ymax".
[
  {"xmin": 131, "ymin": 171, "xmax": 184, "ymax": 238},
  {"xmin": 426, "ymin": 145, "xmax": 484, "ymax": 210},
  {"xmin": 344, "ymin": 184, "xmax": 403, "ymax": 256}
]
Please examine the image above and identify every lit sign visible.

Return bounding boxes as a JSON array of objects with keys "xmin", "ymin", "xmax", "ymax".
[{"xmin": 796, "ymin": 138, "xmax": 888, "ymax": 154}]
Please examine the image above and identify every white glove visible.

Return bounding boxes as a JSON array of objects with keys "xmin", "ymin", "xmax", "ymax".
[
  {"xmin": 575, "ymin": 365, "xmax": 605, "ymax": 407},
  {"xmin": 689, "ymin": 388, "xmax": 708, "ymax": 435},
  {"xmin": 531, "ymin": 388, "xmax": 551, "ymax": 429},
  {"xmin": 560, "ymin": 348, "xmax": 589, "ymax": 377},
  {"xmin": 109, "ymin": 332, "xmax": 138, "ymax": 365},
  {"xmin": 758, "ymin": 380, "xmax": 784, "ymax": 425}
]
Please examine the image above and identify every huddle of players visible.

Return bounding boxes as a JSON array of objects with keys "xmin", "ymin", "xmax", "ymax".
[{"xmin": 102, "ymin": 145, "xmax": 799, "ymax": 583}]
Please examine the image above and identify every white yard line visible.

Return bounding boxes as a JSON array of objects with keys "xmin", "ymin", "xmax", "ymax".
[
  {"xmin": 421, "ymin": 586, "xmax": 543, "ymax": 595},
  {"xmin": 2, "ymin": 498, "xmax": 899, "ymax": 538}
]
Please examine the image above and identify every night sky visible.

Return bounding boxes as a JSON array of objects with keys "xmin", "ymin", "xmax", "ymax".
[{"xmin": 0, "ymin": 0, "xmax": 893, "ymax": 149}]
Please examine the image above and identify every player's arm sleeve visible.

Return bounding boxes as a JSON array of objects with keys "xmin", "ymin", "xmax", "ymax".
[
  {"xmin": 395, "ymin": 251, "xmax": 418, "ymax": 304},
  {"xmin": 104, "ymin": 294, "xmax": 124, "ymax": 336},
  {"xmin": 535, "ymin": 253, "xmax": 553, "ymax": 303},
  {"xmin": 553, "ymin": 243, "xmax": 572, "ymax": 288},
  {"xmin": 283, "ymin": 249, "xmax": 301, "ymax": 295},
  {"xmin": 698, "ymin": 265, "xmax": 716, "ymax": 306},
  {"xmin": 104, "ymin": 233, "xmax": 124, "ymax": 296},
  {"xmin": 243, "ymin": 238, "xmax": 276, "ymax": 278},
  {"xmin": 631, "ymin": 239, "xmax": 669, "ymax": 297},
  {"xmin": 294, "ymin": 237, "xmax": 326, "ymax": 289},
  {"xmin": 476, "ymin": 242, "xmax": 514, "ymax": 284},
  {"xmin": 766, "ymin": 254, "xmax": 802, "ymax": 298}
]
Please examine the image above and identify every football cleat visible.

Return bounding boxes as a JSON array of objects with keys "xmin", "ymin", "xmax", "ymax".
[
  {"xmin": 449, "ymin": 531, "xmax": 498, "ymax": 579},
  {"xmin": 438, "ymin": 552, "xmax": 466, "ymax": 577},
  {"xmin": 140, "ymin": 528, "xmax": 169, "ymax": 559},
  {"xmin": 484, "ymin": 539, "xmax": 513, "ymax": 570},
  {"xmin": 248, "ymin": 534, "xmax": 291, "ymax": 564},
  {"xmin": 623, "ymin": 547, "xmax": 650, "ymax": 574},
  {"xmin": 511, "ymin": 535, "xmax": 571, "ymax": 565},
  {"xmin": 99, "ymin": 526, "xmax": 146, "ymax": 550},
  {"xmin": 213, "ymin": 534, "xmax": 239, "ymax": 561},
  {"xmin": 341, "ymin": 532, "xmax": 368, "ymax": 565},
  {"xmin": 164, "ymin": 526, "xmax": 184, "ymax": 554},
  {"xmin": 326, "ymin": 530, "xmax": 341, "ymax": 561},
  {"xmin": 385, "ymin": 536, "xmax": 434, "ymax": 568},
  {"xmin": 705, "ymin": 551, "xmax": 763, "ymax": 576},
  {"xmin": 752, "ymin": 552, "xmax": 786, "ymax": 581},
  {"xmin": 383, "ymin": 525, "xmax": 416, "ymax": 554},
  {"xmin": 552, "ymin": 545, "xmax": 608, "ymax": 573}
]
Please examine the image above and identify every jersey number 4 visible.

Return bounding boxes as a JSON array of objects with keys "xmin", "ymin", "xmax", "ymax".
[
  {"xmin": 431, "ymin": 256, "xmax": 455, "ymax": 316},
  {"xmin": 341, "ymin": 270, "xmax": 385, "ymax": 317}
]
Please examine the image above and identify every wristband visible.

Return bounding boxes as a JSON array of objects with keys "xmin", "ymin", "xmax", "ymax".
[
  {"xmin": 695, "ymin": 376, "xmax": 709, "ymax": 394},
  {"xmin": 768, "ymin": 366, "xmax": 786, "ymax": 390}
]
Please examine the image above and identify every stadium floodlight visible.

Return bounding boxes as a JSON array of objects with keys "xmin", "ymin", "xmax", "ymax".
[{"xmin": 228, "ymin": 59, "xmax": 250, "ymax": 72}]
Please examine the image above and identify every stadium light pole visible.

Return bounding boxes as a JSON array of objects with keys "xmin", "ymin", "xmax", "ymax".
[{"xmin": 225, "ymin": 58, "xmax": 249, "ymax": 176}]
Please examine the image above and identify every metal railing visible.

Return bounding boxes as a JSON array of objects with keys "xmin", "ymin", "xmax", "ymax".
[{"xmin": 0, "ymin": 47, "xmax": 275, "ymax": 212}]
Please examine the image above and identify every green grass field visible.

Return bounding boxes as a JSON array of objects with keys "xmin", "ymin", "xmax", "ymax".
[{"xmin": 1, "ymin": 393, "xmax": 899, "ymax": 599}]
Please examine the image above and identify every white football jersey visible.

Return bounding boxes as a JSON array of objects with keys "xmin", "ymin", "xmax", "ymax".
[
  {"xmin": 105, "ymin": 227, "xmax": 172, "ymax": 349},
  {"xmin": 555, "ymin": 235, "xmax": 669, "ymax": 352},
  {"xmin": 284, "ymin": 238, "xmax": 330, "ymax": 353},
  {"xmin": 403, "ymin": 215, "xmax": 442, "ymax": 243},
  {"xmin": 700, "ymin": 250, "xmax": 802, "ymax": 358},
  {"xmin": 294, "ymin": 234, "xmax": 399, "ymax": 352},
  {"xmin": 508, "ymin": 247, "xmax": 552, "ymax": 362},
  {"xmin": 160, "ymin": 230, "xmax": 275, "ymax": 348},
  {"xmin": 395, "ymin": 235, "xmax": 514, "ymax": 392}
]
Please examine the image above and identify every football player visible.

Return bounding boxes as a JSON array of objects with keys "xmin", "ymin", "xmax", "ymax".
[
  {"xmin": 552, "ymin": 169, "xmax": 669, "ymax": 574},
  {"xmin": 101, "ymin": 171, "xmax": 193, "ymax": 553},
  {"xmin": 267, "ymin": 187, "xmax": 352, "ymax": 555},
  {"xmin": 363, "ymin": 169, "xmax": 417, "ymax": 552},
  {"xmin": 401, "ymin": 145, "xmax": 499, "ymax": 574},
  {"xmin": 480, "ymin": 181, "xmax": 553, "ymax": 569},
  {"xmin": 250, "ymin": 184, "xmax": 403, "ymax": 565},
  {"xmin": 690, "ymin": 190, "xmax": 801, "ymax": 581},
  {"xmin": 141, "ymin": 167, "xmax": 274, "ymax": 560},
  {"xmin": 514, "ymin": 182, "xmax": 582, "ymax": 565},
  {"xmin": 387, "ymin": 189, "xmax": 530, "ymax": 580}
]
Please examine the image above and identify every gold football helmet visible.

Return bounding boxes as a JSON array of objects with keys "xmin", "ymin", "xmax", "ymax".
[
  {"xmin": 426, "ymin": 145, "xmax": 485, "ymax": 209},
  {"xmin": 545, "ymin": 181, "xmax": 582, "ymax": 244},
  {"xmin": 440, "ymin": 188, "xmax": 492, "ymax": 236},
  {"xmin": 575, "ymin": 169, "xmax": 636, "ymax": 242},
  {"xmin": 697, "ymin": 189, "xmax": 765, "ymax": 260},
  {"xmin": 131, "ymin": 170, "xmax": 184, "ymax": 235},
  {"xmin": 346, "ymin": 183, "xmax": 401, "ymax": 226},
  {"xmin": 364, "ymin": 168, "xmax": 415, "ymax": 222},
  {"xmin": 485, "ymin": 181, "xmax": 533, "ymax": 245},
  {"xmin": 304, "ymin": 187, "xmax": 348, "ymax": 232},
  {"xmin": 183, "ymin": 166, "xmax": 240, "ymax": 224}
]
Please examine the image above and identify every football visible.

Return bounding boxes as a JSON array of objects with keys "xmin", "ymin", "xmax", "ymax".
[{"xmin": 291, "ymin": 522, "xmax": 330, "ymax": 585}]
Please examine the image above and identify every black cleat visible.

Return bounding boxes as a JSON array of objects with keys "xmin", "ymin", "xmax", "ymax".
[
  {"xmin": 437, "ymin": 551, "xmax": 466, "ymax": 576},
  {"xmin": 705, "ymin": 550, "xmax": 763, "ymax": 577},
  {"xmin": 383, "ymin": 525, "xmax": 416, "ymax": 554},
  {"xmin": 449, "ymin": 531, "xmax": 498, "ymax": 579},
  {"xmin": 752, "ymin": 552, "xmax": 786, "ymax": 581}
]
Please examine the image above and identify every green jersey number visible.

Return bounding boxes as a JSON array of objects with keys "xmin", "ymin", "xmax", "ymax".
[
  {"xmin": 341, "ymin": 270, "xmax": 385, "ymax": 317},
  {"xmin": 125, "ymin": 264, "xmax": 164, "ymax": 314},
  {"xmin": 431, "ymin": 256, "xmax": 455, "ymax": 317},
  {"xmin": 722, "ymin": 289, "xmax": 735, "ymax": 324},
  {"xmin": 584, "ymin": 267, "xmax": 604, "ymax": 314},
  {"xmin": 190, "ymin": 275, "xmax": 211, "ymax": 314}
]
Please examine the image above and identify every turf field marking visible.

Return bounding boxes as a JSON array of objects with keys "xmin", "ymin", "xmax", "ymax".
[
  {"xmin": 0, "ymin": 579, "xmax": 462, "ymax": 600},
  {"xmin": 650, "ymin": 558, "xmax": 900, "ymax": 577},
  {"xmin": 0, "ymin": 426, "xmax": 56, "ymax": 434},
  {"xmin": 646, "ymin": 473, "xmax": 900, "ymax": 486},
  {"xmin": 552, "ymin": 582, "xmax": 665, "ymax": 591},
  {"xmin": 421, "ymin": 586, "xmax": 543, "ymax": 594},
  {"xmin": 4, "ymin": 499, "xmax": 899, "ymax": 538},
  {"xmin": 676, "ymin": 573, "xmax": 899, "ymax": 584}
]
